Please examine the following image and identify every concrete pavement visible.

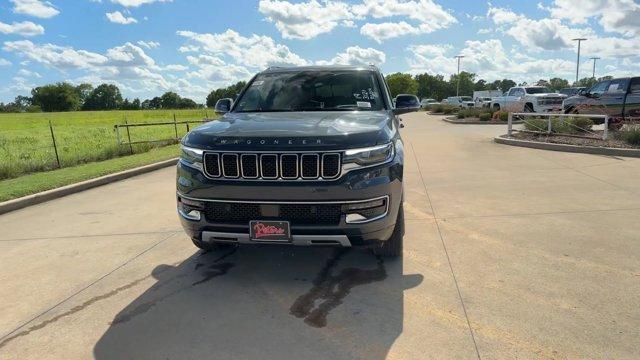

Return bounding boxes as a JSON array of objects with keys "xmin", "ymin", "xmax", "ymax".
[{"xmin": 0, "ymin": 113, "xmax": 638, "ymax": 359}]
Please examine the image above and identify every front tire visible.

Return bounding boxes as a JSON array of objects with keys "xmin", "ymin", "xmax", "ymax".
[
  {"xmin": 373, "ymin": 204, "xmax": 404, "ymax": 257},
  {"xmin": 493, "ymin": 104, "xmax": 500, "ymax": 111}
]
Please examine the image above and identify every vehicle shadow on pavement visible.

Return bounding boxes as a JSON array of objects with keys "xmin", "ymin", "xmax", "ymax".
[{"xmin": 93, "ymin": 244, "xmax": 422, "ymax": 360}]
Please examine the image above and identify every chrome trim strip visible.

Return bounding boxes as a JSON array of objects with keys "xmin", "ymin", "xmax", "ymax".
[
  {"xmin": 280, "ymin": 154, "xmax": 299, "ymax": 179},
  {"xmin": 260, "ymin": 154, "xmax": 279, "ymax": 179},
  {"xmin": 178, "ymin": 192, "xmax": 388, "ymax": 205},
  {"xmin": 240, "ymin": 154, "xmax": 259, "ymax": 179},
  {"xmin": 300, "ymin": 153, "xmax": 319, "ymax": 179},
  {"xmin": 201, "ymin": 231, "xmax": 352, "ymax": 247},
  {"xmin": 221, "ymin": 153, "xmax": 239, "ymax": 178}
]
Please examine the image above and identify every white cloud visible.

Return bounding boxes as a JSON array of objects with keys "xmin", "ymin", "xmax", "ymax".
[
  {"xmin": 176, "ymin": 29, "xmax": 308, "ymax": 68},
  {"xmin": 17, "ymin": 68, "xmax": 41, "ymax": 77},
  {"xmin": 106, "ymin": 11, "xmax": 138, "ymax": 24},
  {"xmin": 0, "ymin": 21, "xmax": 45, "ymax": 37},
  {"xmin": 352, "ymin": 0, "xmax": 456, "ymax": 26},
  {"xmin": 163, "ymin": 64, "xmax": 188, "ymax": 71},
  {"xmin": 487, "ymin": 6, "xmax": 592, "ymax": 51},
  {"xmin": 11, "ymin": 0, "xmax": 60, "ymax": 19},
  {"xmin": 110, "ymin": 0, "xmax": 171, "ymax": 7},
  {"xmin": 546, "ymin": 0, "xmax": 640, "ymax": 36},
  {"xmin": 360, "ymin": 21, "xmax": 426, "ymax": 43},
  {"xmin": 0, "ymin": 58, "xmax": 12, "ymax": 66},
  {"xmin": 137, "ymin": 40, "xmax": 160, "ymax": 49},
  {"xmin": 258, "ymin": 0, "xmax": 354, "ymax": 40},
  {"xmin": 407, "ymin": 39, "xmax": 575, "ymax": 82},
  {"xmin": 317, "ymin": 46, "xmax": 386, "ymax": 66},
  {"xmin": 3, "ymin": 40, "xmax": 108, "ymax": 69}
]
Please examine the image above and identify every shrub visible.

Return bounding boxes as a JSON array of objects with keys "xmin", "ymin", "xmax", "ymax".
[
  {"xmin": 523, "ymin": 117, "xmax": 594, "ymax": 134},
  {"xmin": 443, "ymin": 106, "xmax": 456, "ymax": 115},
  {"xmin": 479, "ymin": 113, "xmax": 491, "ymax": 121},
  {"xmin": 618, "ymin": 128, "xmax": 640, "ymax": 146},
  {"xmin": 431, "ymin": 104, "xmax": 444, "ymax": 113},
  {"xmin": 492, "ymin": 111, "xmax": 509, "ymax": 122},
  {"xmin": 457, "ymin": 112, "xmax": 465, "ymax": 119}
]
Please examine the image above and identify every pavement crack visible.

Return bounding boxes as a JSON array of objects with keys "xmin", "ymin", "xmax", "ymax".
[{"xmin": 409, "ymin": 141, "xmax": 482, "ymax": 360}]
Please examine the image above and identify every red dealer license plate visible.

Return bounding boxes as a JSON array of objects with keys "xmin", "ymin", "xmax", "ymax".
[{"xmin": 249, "ymin": 220, "xmax": 291, "ymax": 242}]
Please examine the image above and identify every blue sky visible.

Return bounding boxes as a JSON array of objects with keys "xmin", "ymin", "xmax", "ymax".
[{"xmin": 1, "ymin": 0, "xmax": 639, "ymax": 102}]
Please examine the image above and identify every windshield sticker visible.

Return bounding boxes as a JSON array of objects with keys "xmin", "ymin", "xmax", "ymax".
[
  {"xmin": 353, "ymin": 88, "xmax": 379, "ymax": 100},
  {"xmin": 251, "ymin": 80, "xmax": 264, "ymax": 86},
  {"xmin": 357, "ymin": 101, "xmax": 372, "ymax": 108}
]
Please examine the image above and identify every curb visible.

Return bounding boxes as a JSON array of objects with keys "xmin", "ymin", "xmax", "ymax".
[
  {"xmin": 0, "ymin": 158, "xmax": 178, "ymax": 215},
  {"xmin": 442, "ymin": 116, "xmax": 523, "ymax": 125},
  {"xmin": 494, "ymin": 135, "xmax": 640, "ymax": 158}
]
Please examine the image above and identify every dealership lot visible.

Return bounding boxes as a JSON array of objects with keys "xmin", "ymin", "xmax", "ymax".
[{"xmin": 0, "ymin": 112, "xmax": 639, "ymax": 359}]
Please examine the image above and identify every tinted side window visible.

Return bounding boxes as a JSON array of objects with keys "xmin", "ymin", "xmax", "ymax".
[
  {"xmin": 606, "ymin": 79, "xmax": 629, "ymax": 93},
  {"xmin": 630, "ymin": 78, "xmax": 640, "ymax": 94},
  {"xmin": 507, "ymin": 88, "xmax": 518, "ymax": 96}
]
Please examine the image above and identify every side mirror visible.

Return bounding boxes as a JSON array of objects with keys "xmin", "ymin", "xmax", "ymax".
[{"xmin": 214, "ymin": 98, "xmax": 233, "ymax": 114}]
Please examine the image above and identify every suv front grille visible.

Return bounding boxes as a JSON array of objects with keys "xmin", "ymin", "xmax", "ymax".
[
  {"xmin": 203, "ymin": 152, "xmax": 341, "ymax": 180},
  {"xmin": 203, "ymin": 202, "xmax": 341, "ymax": 225}
]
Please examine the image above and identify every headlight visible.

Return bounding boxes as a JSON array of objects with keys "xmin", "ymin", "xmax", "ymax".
[
  {"xmin": 180, "ymin": 144, "xmax": 204, "ymax": 171},
  {"xmin": 343, "ymin": 143, "xmax": 394, "ymax": 167}
]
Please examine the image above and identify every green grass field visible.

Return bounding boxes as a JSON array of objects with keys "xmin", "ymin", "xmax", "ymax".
[{"xmin": 0, "ymin": 109, "xmax": 214, "ymax": 180}]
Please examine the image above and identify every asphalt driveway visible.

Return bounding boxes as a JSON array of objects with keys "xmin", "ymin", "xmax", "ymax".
[{"xmin": 1, "ymin": 113, "xmax": 638, "ymax": 359}]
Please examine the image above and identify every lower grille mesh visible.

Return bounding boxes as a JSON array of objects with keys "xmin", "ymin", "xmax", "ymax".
[{"xmin": 203, "ymin": 202, "xmax": 341, "ymax": 225}]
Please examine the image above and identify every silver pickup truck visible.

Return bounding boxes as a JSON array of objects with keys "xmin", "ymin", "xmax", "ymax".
[{"xmin": 490, "ymin": 86, "xmax": 566, "ymax": 113}]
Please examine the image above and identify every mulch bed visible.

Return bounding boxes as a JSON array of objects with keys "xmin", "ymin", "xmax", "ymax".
[{"xmin": 510, "ymin": 131, "xmax": 638, "ymax": 149}]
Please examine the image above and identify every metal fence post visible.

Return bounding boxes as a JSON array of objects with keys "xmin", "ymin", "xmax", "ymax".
[
  {"xmin": 603, "ymin": 116, "xmax": 609, "ymax": 140},
  {"xmin": 547, "ymin": 115, "xmax": 552, "ymax": 134},
  {"xmin": 124, "ymin": 116, "xmax": 133, "ymax": 154},
  {"xmin": 48, "ymin": 119, "xmax": 61, "ymax": 168},
  {"xmin": 507, "ymin": 113, "xmax": 513, "ymax": 136}
]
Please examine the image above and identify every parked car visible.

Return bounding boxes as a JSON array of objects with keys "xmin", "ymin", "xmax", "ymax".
[
  {"xmin": 475, "ymin": 97, "xmax": 493, "ymax": 108},
  {"xmin": 395, "ymin": 94, "xmax": 420, "ymax": 110},
  {"xmin": 490, "ymin": 86, "xmax": 566, "ymax": 112},
  {"xmin": 177, "ymin": 65, "xmax": 412, "ymax": 257},
  {"xmin": 563, "ymin": 77, "xmax": 640, "ymax": 128},
  {"xmin": 559, "ymin": 87, "xmax": 586, "ymax": 97},
  {"xmin": 420, "ymin": 98, "xmax": 439, "ymax": 108},
  {"xmin": 446, "ymin": 96, "xmax": 475, "ymax": 108},
  {"xmin": 441, "ymin": 99, "xmax": 449, "ymax": 104}
]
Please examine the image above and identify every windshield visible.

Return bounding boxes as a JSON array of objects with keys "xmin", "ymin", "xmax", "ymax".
[
  {"xmin": 396, "ymin": 95, "xmax": 419, "ymax": 107},
  {"xmin": 460, "ymin": 96, "xmax": 472, "ymax": 101},
  {"xmin": 525, "ymin": 87, "xmax": 551, "ymax": 94},
  {"xmin": 234, "ymin": 70, "xmax": 385, "ymax": 112}
]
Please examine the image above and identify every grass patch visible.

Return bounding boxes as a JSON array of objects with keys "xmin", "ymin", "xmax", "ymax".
[
  {"xmin": 618, "ymin": 127, "xmax": 640, "ymax": 145},
  {"xmin": 523, "ymin": 117, "xmax": 594, "ymax": 134},
  {"xmin": 0, "ymin": 109, "xmax": 213, "ymax": 180},
  {"xmin": 0, "ymin": 145, "xmax": 179, "ymax": 202}
]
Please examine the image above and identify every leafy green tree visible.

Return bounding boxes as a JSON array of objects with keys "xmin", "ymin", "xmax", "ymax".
[
  {"xmin": 575, "ymin": 77, "xmax": 598, "ymax": 88},
  {"xmin": 206, "ymin": 81, "xmax": 247, "ymax": 107},
  {"xmin": 148, "ymin": 97, "xmax": 162, "ymax": 109},
  {"xmin": 75, "ymin": 83, "xmax": 93, "ymax": 105},
  {"xmin": 82, "ymin": 84, "xmax": 123, "ymax": 110},
  {"xmin": 498, "ymin": 79, "xmax": 517, "ymax": 93},
  {"xmin": 31, "ymin": 82, "xmax": 82, "ymax": 112},
  {"xmin": 385, "ymin": 73, "xmax": 418, "ymax": 98},
  {"xmin": 549, "ymin": 78, "xmax": 569, "ymax": 91},
  {"xmin": 160, "ymin": 92, "xmax": 181, "ymax": 109},
  {"xmin": 178, "ymin": 97, "xmax": 198, "ymax": 109},
  {"xmin": 449, "ymin": 71, "xmax": 476, "ymax": 97}
]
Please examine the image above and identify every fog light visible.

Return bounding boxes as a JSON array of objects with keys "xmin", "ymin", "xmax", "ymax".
[
  {"xmin": 178, "ymin": 207, "xmax": 201, "ymax": 221},
  {"xmin": 177, "ymin": 196, "xmax": 204, "ymax": 221},
  {"xmin": 343, "ymin": 197, "xmax": 388, "ymax": 224}
]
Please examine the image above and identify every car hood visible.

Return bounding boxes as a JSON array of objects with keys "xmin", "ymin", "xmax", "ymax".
[{"xmin": 182, "ymin": 111, "xmax": 396, "ymax": 151}]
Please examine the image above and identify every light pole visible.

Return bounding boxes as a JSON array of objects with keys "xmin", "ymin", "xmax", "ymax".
[
  {"xmin": 572, "ymin": 38, "xmax": 587, "ymax": 84},
  {"xmin": 589, "ymin": 57, "xmax": 600, "ymax": 78},
  {"xmin": 454, "ymin": 55, "xmax": 465, "ymax": 97}
]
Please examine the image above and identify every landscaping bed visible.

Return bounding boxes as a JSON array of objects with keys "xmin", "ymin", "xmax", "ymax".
[{"xmin": 507, "ymin": 131, "xmax": 639, "ymax": 149}]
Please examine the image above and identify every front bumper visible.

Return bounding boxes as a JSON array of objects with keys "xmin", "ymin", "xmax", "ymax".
[{"xmin": 176, "ymin": 151, "xmax": 403, "ymax": 247}]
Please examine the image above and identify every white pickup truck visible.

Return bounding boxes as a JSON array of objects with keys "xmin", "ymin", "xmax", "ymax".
[{"xmin": 490, "ymin": 86, "xmax": 566, "ymax": 113}]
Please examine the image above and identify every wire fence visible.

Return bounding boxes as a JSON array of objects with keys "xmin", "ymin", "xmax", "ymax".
[{"xmin": 0, "ymin": 112, "xmax": 214, "ymax": 181}]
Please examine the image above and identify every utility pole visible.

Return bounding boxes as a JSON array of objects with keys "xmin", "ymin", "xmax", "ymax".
[
  {"xmin": 589, "ymin": 57, "xmax": 600, "ymax": 78},
  {"xmin": 454, "ymin": 55, "xmax": 465, "ymax": 97},
  {"xmin": 572, "ymin": 38, "xmax": 587, "ymax": 84}
]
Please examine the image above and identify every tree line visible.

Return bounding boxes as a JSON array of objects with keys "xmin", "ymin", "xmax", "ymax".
[
  {"xmin": 0, "ymin": 82, "xmax": 202, "ymax": 113},
  {"xmin": 384, "ymin": 72, "xmax": 610, "ymax": 100},
  {"xmin": 0, "ymin": 73, "xmax": 612, "ymax": 113}
]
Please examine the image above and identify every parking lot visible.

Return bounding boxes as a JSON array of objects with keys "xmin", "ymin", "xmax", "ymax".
[{"xmin": 1, "ymin": 112, "xmax": 639, "ymax": 359}]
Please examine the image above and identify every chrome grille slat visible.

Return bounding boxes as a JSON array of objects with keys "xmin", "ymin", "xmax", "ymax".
[{"xmin": 203, "ymin": 151, "xmax": 342, "ymax": 181}]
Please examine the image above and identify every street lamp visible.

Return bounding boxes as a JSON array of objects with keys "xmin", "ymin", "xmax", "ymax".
[
  {"xmin": 572, "ymin": 38, "xmax": 587, "ymax": 84},
  {"xmin": 454, "ymin": 55, "xmax": 465, "ymax": 97},
  {"xmin": 589, "ymin": 57, "xmax": 600, "ymax": 78}
]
